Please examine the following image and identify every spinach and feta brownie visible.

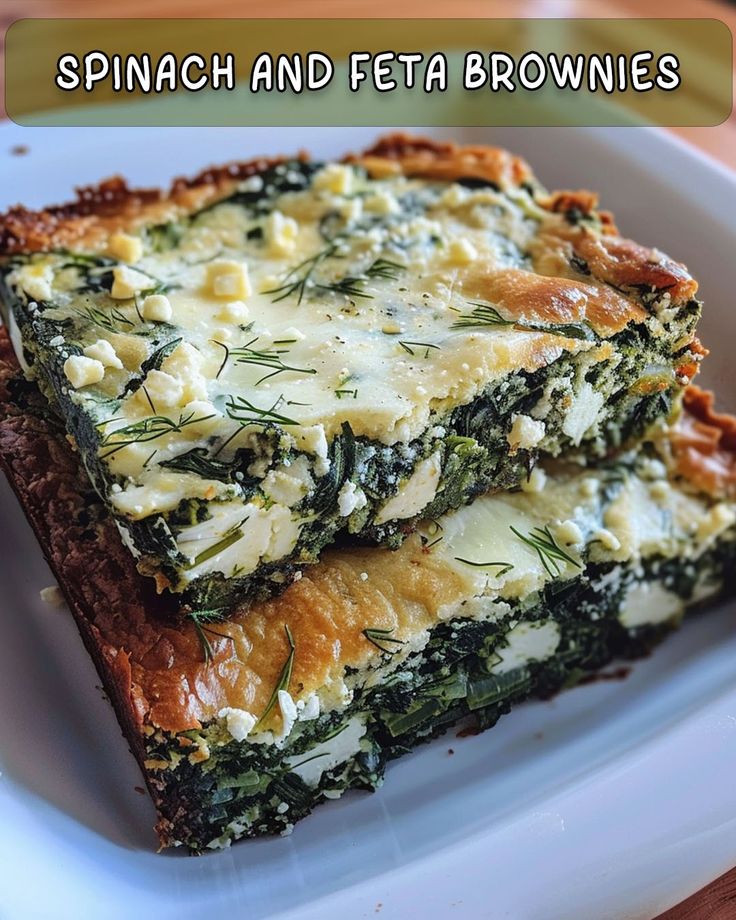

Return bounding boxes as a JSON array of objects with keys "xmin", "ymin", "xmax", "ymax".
[
  {"xmin": 0, "ymin": 135, "xmax": 705, "ymax": 609},
  {"xmin": 1, "ymin": 321, "xmax": 732, "ymax": 851}
]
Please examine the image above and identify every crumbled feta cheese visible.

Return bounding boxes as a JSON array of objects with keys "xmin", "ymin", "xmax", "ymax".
[
  {"xmin": 364, "ymin": 189, "xmax": 399, "ymax": 215},
  {"xmin": 108, "ymin": 232, "xmax": 143, "ymax": 264},
  {"xmin": 649, "ymin": 480, "xmax": 670, "ymax": 501},
  {"xmin": 337, "ymin": 481, "xmax": 368, "ymax": 517},
  {"xmin": 266, "ymin": 210, "xmax": 299, "ymax": 256},
  {"xmin": 218, "ymin": 707, "xmax": 257, "ymax": 742},
  {"xmin": 593, "ymin": 528, "xmax": 621, "ymax": 552},
  {"xmin": 12, "ymin": 262, "xmax": 54, "ymax": 302},
  {"xmin": 374, "ymin": 452, "xmax": 442, "ymax": 525},
  {"xmin": 262, "ymin": 456, "xmax": 314, "ymax": 507},
  {"xmin": 439, "ymin": 184, "xmax": 468, "ymax": 208},
  {"xmin": 206, "ymin": 260, "xmax": 252, "ymax": 299},
  {"xmin": 110, "ymin": 265, "xmax": 151, "ymax": 300},
  {"xmin": 296, "ymin": 692, "xmax": 320, "ymax": 721},
  {"xmin": 507, "ymin": 414, "xmax": 546, "ymax": 452},
  {"xmin": 83, "ymin": 339, "xmax": 123, "ymax": 369},
  {"xmin": 63, "ymin": 355, "xmax": 105, "ymax": 388},
  {"xmin": 218, "ymin": 300, "xmax": 250, "ymax": 324},
  {"xmin": 639, "ymin": 458, "xmax": 668, "ymax": 481},
  {"xmin": 39, "ymin": 585, "xmax": 65, "ymax": 608},
  {"xmin": 562, "ymin": 382, "xmax": 604, "ymax": 445},
  {"xmin": 141, "ymin": 293, "xmax": 173, "ymax": 323},
  {"xmin": 160, "ymin": 341, "xmax": 208, "ymax": 402},
  {"xmin": 277, "ymin": 689, "xmax": 298, "ymax": 740},
  {"xmin": 446, "ymin": 238, "xmax": 477, "ymax": 264},
  {"xmin": 555, "ymin": 519, "xmax": 584, "ymax": 546},
  {"xmin": 313, "ymin": 163, "xmax": 353, "ymax": 196},
  {"xmin": 581, "ymin": 477, "xmax": 600, "ymax": 497},
  {"xmin": 133, "ymin": 369, "xmax": 184, "ymax": 409}
]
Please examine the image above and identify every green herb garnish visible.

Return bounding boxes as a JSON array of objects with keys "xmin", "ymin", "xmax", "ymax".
[
  {"xmin": 399, "ymin": 340, "xmax": 441, "ymax": 358},
  {"xmin": 224, "ymin": 394, "xmax": 299, "ymax": 427},
  {"xmin": 98, "ymin": 409, "xmax": 215, "ymax": 458},
  {"xmin": 76, "ymin": 304, "xmax": 134, "ymax": 331},
  {"xmin": 450, "ymin": 302, "xmax": 514, "ymax": 329},
  {"xmin": 188, "ymin": 607, "xmax": 232, "ymax": 665},
  {"xmin": 454, "ymin": 558, "xmax": 514, "ymax": 576},
  {"xmin": 363, "ymin": 627, "xmax": 405, "ymax": 655},
  {"xmin": 185, "ymin": 519, "xmax": 247, "ymax": 570},
  {"xmin": 510, "ymin": 525, "xmax": 582, "ymax": 578},
  {"xmin": 265, "ymin": 244, "xmax": 339, "ymax": 305},
  {"xmin": 366, "ymin": 258, "xmax": 404, "ymax": 281},
  {"xmin": 213, "ymin": 337, "xmax": 317, "ymax": 385},
  {"xmin": 257, "ymin": 625, "xmax": 296, "ymax": 727}
]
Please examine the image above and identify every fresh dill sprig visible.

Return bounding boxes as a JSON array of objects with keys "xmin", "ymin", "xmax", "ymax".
[
  {"xmin": 399, "ymin": 340, "xmax": 441, "ymax": 358},
  {"xmin": 450, "ymin": 302, "xmax": 514, "ymax": 330},
  {"xmin": 363, "ymin": 627, "xmax": 405, "ymax": 655},
  {"xmin": 98, "ymin": 410, "xmax": 215, "ymax": 459},
  {"xmin": 510, "ymin": 525, "xmax": 582, "ymax": 578},
  {"xmin": 76, "ymin": 304, "xmax": 134, "ymax": 331},
  {"xmin": 212, "ymin": 337, "xmax": 317, "ymax": 385},
  {"xmin": 224, "ymin": 395, "xmax": 299, "ymax": 427},
  {"xmin": 188, "ymin": 607, "xmax": 232, "ymax": 665},
  {"xmin": 213, "ymin": 395, "xmax": 299, "ymax": 458},
  {"xmin": 317, "ymin": 276, "xmax": 373, "ymax": 299},
  {"xmin": 454, "ymin": 558, "xmax": 515, "ymax": 576},
  {"xmin": 256, "ymin": 625, "xmax": 295, "ymax": 727},
  {"xmin": 264, "ymin": 244, "xmax": 338, "ymax": 305},
  {"xmin": 366, "ymin": 258, "xmax": 404, "ymax": 281}
]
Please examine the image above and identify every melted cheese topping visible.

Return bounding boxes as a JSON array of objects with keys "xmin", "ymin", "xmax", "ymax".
[{"xmin": 5, "ymin": 162, "xmax": 649, "ymax": 585}]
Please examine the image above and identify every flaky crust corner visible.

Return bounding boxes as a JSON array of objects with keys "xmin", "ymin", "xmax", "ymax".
[
  {"xmin": 671, "ymin": 386, "xmax": 736, "ymax": 498},
  {"xmin": 0, "ymin": 154, "xmax": 296, "ymax": 255}
]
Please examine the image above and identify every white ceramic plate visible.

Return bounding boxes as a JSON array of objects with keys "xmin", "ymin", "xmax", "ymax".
[{"xmin": 1, "ymin": 124, "xmax": 735, "ymax": 920}]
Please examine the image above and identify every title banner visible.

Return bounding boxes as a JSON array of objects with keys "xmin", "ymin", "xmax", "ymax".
[{"xmin": 5, "ymin": 18, "xmax": 732, "ymax": 127}]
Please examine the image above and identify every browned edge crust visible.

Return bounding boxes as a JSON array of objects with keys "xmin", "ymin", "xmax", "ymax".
[{"xmin": 0, "ymin": 133, "xmax": 700, "ymax": 312}]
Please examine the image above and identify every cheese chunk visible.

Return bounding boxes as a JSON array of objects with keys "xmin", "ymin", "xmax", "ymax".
[
  {"xmin": 108, "ymin": 232, "xmax": 143, "ymax": 264},
  {"xmin": 83, "ymin": 339, "xmax": 123, "ymax": 369},
  {"xmin": 63, "ymin": 355, "xmax": 105, "ymax": 388},
  {"xmin": 206, "ymin": 260, "xmax": 252, "ymax": 299}
]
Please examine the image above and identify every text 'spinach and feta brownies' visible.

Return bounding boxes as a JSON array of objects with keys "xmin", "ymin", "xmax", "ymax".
[
  {"xmin": 0, "ymin": 135, "xmax": 704, "ymax": 610},
  {"xmin": 1, "ymin": 135, "xmax": 732, "ymax": 853}
]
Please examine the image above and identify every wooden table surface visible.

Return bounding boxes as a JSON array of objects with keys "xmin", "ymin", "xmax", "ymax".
[{"xmin": 1, "ymin": 1, "xmax": 734, "ymax": 917}]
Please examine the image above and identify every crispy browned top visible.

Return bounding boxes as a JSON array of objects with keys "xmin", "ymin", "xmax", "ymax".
[
  {"xmin": 459, "ymin": 266, "xmax": 646, "ymax": 337},
  {"xmin": 0, "ymin": 155, "xmax": 294, "ymax": 254},
  {"xmin": 671, "ymin": 386, "xmax": 736, "ymax": 498},
  {"xmin": 346, "ymin": 132, "xmax": 535, "ymax": 187}
]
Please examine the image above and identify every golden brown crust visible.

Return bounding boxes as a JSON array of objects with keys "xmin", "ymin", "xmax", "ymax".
[
  {"xmin": 459, "ymin": 266, "xmax": 646, "ymax": 337},
  {"xmin": 0, "ymin": 133, "xmax": 698, "ymax": 329},
  {"xmin": 346, "ymin": 131, "xmax": 534, "ymax": 187},
  {"xmin": 532, "ymin": 223, "xmax": 698, "ymax": 307},
  {"xmin": 0, "ymin": 155, "xmax": 295, "ymax": 255},
  {"xmin": 671, "ymin": 386, "xmax": 736, "ymax": 498}
]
